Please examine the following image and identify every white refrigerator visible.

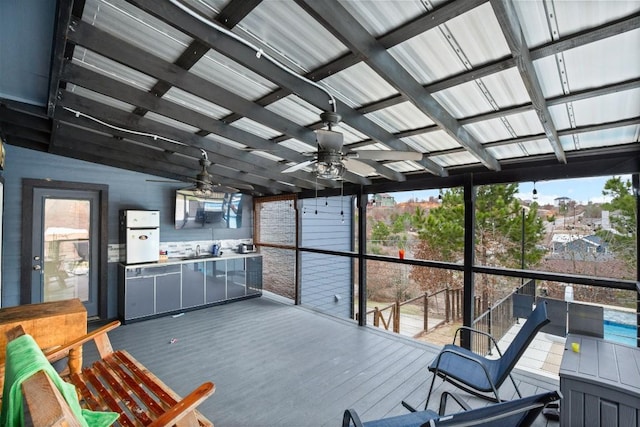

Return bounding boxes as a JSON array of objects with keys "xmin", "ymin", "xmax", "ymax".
[{"xmin": 121, "ymin": 210, "xmax": 160, "ymax": 264}]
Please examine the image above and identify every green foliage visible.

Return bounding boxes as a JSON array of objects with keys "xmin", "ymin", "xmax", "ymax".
[
  {"xmin": 415, "ymin": 184, "xmax": 546, "ymax": 268},
  {"xmin": 598, "ymin": 177, "xmax": 637, "ymax": 269},
  {"xmin": 371, "ymin": 220, "xmax": 391, "ymax": 244},
  {"xmin": 391, "ymin": 213, "xmax": 410, "ymax": 233},
  {"xmin": 411, "ymin": 206, "xmax": 428, "ymax": 230}
]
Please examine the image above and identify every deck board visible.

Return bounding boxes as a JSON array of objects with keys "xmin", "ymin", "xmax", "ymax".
[{"xmin": 83, "ymin": 296, "xmax": 560, "ymax": 426}]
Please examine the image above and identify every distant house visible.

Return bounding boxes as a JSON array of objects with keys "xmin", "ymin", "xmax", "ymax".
[
  {"xmin": 371, "ymin": 194, "xmax": 395, "ymax": 207},
  {"xmin": 551, "ymin": 233, "xmax": 609, "ymax": 260}
]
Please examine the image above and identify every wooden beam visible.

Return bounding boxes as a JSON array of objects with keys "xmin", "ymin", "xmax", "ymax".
[
  {"xmin": 490, "ymin": 0, "xmax": 566, "ymax": 163},
  {"xmin": 296, "ymin": 0, "xmax": 500, "ymax": 171},
  {"xmin": 47, "ymin": 0, "xmax": 74, "ymax": 116},
  {"xmin": 55, "ymin": 92, "xmax": 325, "ymax": 190},
  {"xmin": 127, "ymin": 0, "xmax": 444, "ymax": 178}
]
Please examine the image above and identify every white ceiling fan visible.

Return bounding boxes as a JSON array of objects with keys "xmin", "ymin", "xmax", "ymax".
[{"xmin": 282, "ymin": 112, "xmax": 423, "ymax": 180}]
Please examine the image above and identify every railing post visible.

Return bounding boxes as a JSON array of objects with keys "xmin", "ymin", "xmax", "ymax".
[
  {"xmin": 423, "ymin": 293, "xmax": 429, "ymax": 332},
  {"xmin": 373, "ymin": 307, "xmax": 379, "ymax": 327},
  {"xmin": 394, "ymin": 300, "xmax": 400, "ymax": 333},
  {"xmin": 445, "ymin": 288, "xmax": 451, "ymax": 323},
  {"xmin": 487, "ymin": 308, "xmax": 493, "ymax": 356}
]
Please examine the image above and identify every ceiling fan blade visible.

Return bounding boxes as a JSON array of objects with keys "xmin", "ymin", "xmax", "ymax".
[
  {"xmin": 282, "ymin": 159, "xmax": 316, "ymax": 173},
  {"xmin": 316, "ymin": 129, "xmax": 344, "ymax": 152},
  {"xmin": 346, "ymin": 150, "xmax": 423, "ymax": 161},
  {"xmin": 146, "ymin": 179, "xmax": 184, "ymax": 183},
  {"xmin": 343, "ymin": 158, "xmax": 377, "ymax": 176}
]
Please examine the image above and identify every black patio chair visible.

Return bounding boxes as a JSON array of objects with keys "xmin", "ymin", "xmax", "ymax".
[
  {"xmin": 423, "ymin": 300, "xmax": 549, "ymax": 406},
  {"xmin": 342, "ymin": 390, "xmax": 561, "ymax": 427}
]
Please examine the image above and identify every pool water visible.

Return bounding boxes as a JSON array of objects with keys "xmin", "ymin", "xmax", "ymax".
[{"xmin": 603, "ymin": 320, "xmax": 636, "ymax": 346}]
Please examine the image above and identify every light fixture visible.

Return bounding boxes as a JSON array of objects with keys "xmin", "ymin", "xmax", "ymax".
[
  {"xmin": 314, "ymin": 159, "xmax": 345, "ymax": 180},
  {"xmin": 192, "ymin": 151, "xmax": 223, "ymax": 199},
  {"xmin": 532, "ymin": 182, "xmax": 538, "ymax": 200}
]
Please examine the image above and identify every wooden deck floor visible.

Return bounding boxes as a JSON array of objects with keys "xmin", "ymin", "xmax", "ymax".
[{"xmin": 86, "ymin": 296, "xmax": 560, "ymax": 426}]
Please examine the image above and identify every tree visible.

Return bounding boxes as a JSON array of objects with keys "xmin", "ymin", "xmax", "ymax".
[
  {"xmin": 598, "ymin": 176, "xmax": 636, "ymax": 271},
  {"xmin": 410, "ymin": 184, "xmax": 546, "ymax": 302},
  {"xmin": 371, "ymin": 220, "xmax": 391, "ymax": 245}
]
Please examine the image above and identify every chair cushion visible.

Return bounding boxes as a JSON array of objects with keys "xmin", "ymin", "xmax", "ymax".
[
  {"xmin": 363, "ymin": 409, "xmax": 439, "ymax": 427},
  {"xmin": 428, "ymin": 344, "xmax": 501, "ymax": 392}
]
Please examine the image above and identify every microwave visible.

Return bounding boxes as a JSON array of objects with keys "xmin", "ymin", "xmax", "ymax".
[{"xmin": 238, "ymin": 243, "xmax": 256, "ymax": 253}]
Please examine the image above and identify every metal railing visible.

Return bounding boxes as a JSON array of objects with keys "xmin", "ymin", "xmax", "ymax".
[{"xmin": 363, "ymin": 287, "xmax": 463, "ymax": 335}]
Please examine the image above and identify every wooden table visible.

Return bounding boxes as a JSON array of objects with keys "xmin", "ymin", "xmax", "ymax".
[
  {"xmin": 560, "ymin": 334, "xmax": 640, "ymax": 427},
  {"xmin": 0, "ymin": 298, "xmax": 87, "ymax": 392}
]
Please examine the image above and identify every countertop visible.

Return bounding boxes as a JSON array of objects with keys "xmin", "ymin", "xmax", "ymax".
[{"xmin": 121, "ymin": 251, "xmax": 261, "ymax": 268}]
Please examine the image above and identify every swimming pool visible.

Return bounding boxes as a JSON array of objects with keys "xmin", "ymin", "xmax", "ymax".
[
  {"xmin": 604, "ymin": 320, "xmax": 636, "ymax": 346},
  {"xmin": 603, "ymin": 308, "xmax": 636, "ymax": 346}
]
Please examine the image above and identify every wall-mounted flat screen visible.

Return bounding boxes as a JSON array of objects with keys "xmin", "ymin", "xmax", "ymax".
[{"xmin": 175, "ymin": 189, "xmax": 244, "ymax": 229}]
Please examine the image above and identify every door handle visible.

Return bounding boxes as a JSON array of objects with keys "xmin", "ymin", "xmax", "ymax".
[{"xmin": 33, "ymin": 265, "xmax": 42, "ymax": 271}]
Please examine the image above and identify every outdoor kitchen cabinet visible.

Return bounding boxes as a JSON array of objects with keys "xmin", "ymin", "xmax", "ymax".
[
  {"xmin": 181, "ymin": 262, "xmax": 206, "ymax": 308},
  {"xmin": 119, "ymin": 254, "xmax": 262, "ymax": 322},
  {"xmin": 205, "ymin": 259, "xmax": 226, "ymax": 303}
]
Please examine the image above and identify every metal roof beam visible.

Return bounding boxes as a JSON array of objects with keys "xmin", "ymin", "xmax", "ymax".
[
  {"xmin": 296, "ymin": 0, "xmax": 500, "ymax": 171},
  {"xmin": 490, "ymin": 0, "xmax": 566, "ymax": 163},
  {"xmin": 357, "ymin": 11, "xmax": 640, "ymax": 115},
  {"xmin": 56, "ymin": 124, "xmax": 279, "ymax": 195},
  {"xmin": 128, "ymin": 0, "xmax": 443, "ymax": 178},
  {"xmin": 129, "ymin": 0, "xmax": 262, "ymax": 116},
  {"xmin": 56, "ymin": 92, "xmax": 322, "ymax": 191}
]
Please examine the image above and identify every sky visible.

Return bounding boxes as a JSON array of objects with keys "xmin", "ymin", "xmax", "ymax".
[{"xmin": 389, "ymin": 174, "xmax": 632, "ymax": 205}]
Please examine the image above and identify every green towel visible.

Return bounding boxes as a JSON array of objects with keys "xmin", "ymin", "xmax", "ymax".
[{"xmin": 0, "ymin": 334, "xmax": 119, "ymax": 427}]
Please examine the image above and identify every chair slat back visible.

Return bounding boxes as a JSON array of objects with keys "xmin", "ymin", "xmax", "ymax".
[{"xmin": 496, "ymin": 301, "xmax": 549, "ymax": 384}]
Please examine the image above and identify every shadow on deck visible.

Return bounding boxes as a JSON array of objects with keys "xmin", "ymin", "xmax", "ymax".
[{"xmin": 85, "ymin": 296, "xmax": 560, "ymax": 426}]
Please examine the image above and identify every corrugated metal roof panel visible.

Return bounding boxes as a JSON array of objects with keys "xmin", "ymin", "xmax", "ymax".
[
  {"xmin": 433, "ymin": 80, "xmax": 495, "ymax": 118},
  {"xmin": 552, "ymin": 1, "xmax": 640, "ymax": 36},
  {"xmin": 383, "ymin": 160, "xmax": 424, "ymax": 173},
  {"xmin": 571, "ymin": 88, "xmax": 640, "ymax": 126},
  {"xmin": 487, "ymin": 139, "xmax": 552, "ymax": 160},
  {"xmin": 83, "ymin": 0, "xmax": 191, "ymax": 63},
  {"xmin": 506, "ymin": 110, "xmax": 545, "ymax": 136},
  {"xmin": 231, "ymin": 118, "xmax": 282, "ymax": 139},
  {"xmin": 401, "ymin": 130, "xmax": 461, "ymax": 152},
  {"xmin": 443, "ymin": 2, "xmax": 510, "ymax": 66},
  {"xmin": 511, "ymin": 1, "xmax": 549, "ymax": 48},
  {"xmin": 533, "ymin": 56, "xmax": 564, "ymax": 98},
  {"xmin": 431, "ymin": 151, "xmax": 479, "ymax": 168},
  {"xmin": 463, "ymin": 119, "xmax": 514, "ymax": 143},
  {"xmin": 365, "ymin": 102, "xmax": 435, "ymax": 133},
  {"xmin": 322, "ymin": 62, "xmax": 398, "ymax": 108},
  {"xmin": 180, "ymin": 0, "xmax": 227, "ymax": 17},
  {"xmin": 265, "ymin": 95, "xmax": 322, "ymax": 127},
  {"xmin": 570, "ymin": 126, "xmax": 640, "ymax": 150},
  {"xmin": 389, "ymin": 26, "xmax": 466, "ymax": 84},
  {"xmin": 66, "ymin": 84, "xmax": 135, "ymax": 112},
  {"xmin": 479, "ymin": 68, "xmax": 530, "ymax": 108},
  {"xmin": 190, "ymin": 49, "xmax": 277, "ymax": 100},
  {"xmin": 72, "ymin": 48, "xmax": 156, "ymax": 91},
  {"xmin": 163, "ymin": 87, "xmax": 231, "ymax": 120},
  {"xmin": 145, "ymin": 111, "xmax": 200, "ymax": 134},
  {"xmin": 237, "ymin": 1, "xmax": 347, "ymax": 72},
  {"xmin": 337, "ymin": 0, "xmax": 430, "ymax": 37},
  {"xmin": 562, "ymin": 30, "xmax": 640, "ymax": 92}
]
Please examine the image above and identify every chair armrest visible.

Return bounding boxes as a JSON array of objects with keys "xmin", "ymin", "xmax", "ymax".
[
  {"xmin": 430, "ymin": 347, "xmax": 499, "ymax": 398},
  {"xmin": 148, "ymin": 382, "xmax": 215, "ymax": 427},
  {"xmin": 453, "ymin": 326, "xmax": 504, "ymax": 356},
  {"xmin": 438, "ymin": 391, "xmax": 471, "ymax": 415},
  {"xmin": 22, "ymin": 370, "xmax": 83, "ymax": 427},
  {"xmin": 342, "ymin": 409, "xmax": 364, "ymax": 427},
  {"xmin": 43, "ymin": 320, "xmax": 121, "ymax": 363}
]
